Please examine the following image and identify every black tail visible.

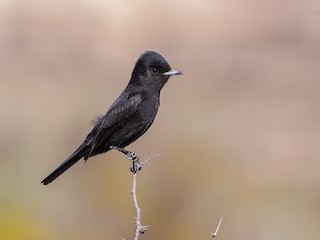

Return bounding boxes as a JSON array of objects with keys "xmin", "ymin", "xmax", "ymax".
[{"xmin": 41, "ymin": 144, "xmax": 88, "ymax": 185}]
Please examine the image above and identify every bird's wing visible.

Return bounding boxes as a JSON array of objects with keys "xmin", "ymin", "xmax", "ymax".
[{"xmin": 88, "ymin": 93, "xmax": 142, "ymax": 155}]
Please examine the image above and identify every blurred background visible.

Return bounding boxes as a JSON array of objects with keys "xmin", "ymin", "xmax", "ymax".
[{"xmin": 1, "ymin": 0, "xmax": 320, "ymax": 239}]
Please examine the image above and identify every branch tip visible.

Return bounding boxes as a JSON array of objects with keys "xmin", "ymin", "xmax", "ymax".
[{"xmin": 211, "ymin": 215, "xmax": 223, "ymax": 239}]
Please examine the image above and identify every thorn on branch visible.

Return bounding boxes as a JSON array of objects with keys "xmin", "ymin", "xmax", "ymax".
[
  {"xmin": 138, "ymin": 225, "xmax": 148, "ymax": 234},
  {"xmin": 211, "ymin": 215, "xmax": 223, "ymax": 239},
  {"xmin": 141, "ymin": 152, "xmax": 163, "ymax": 166}
]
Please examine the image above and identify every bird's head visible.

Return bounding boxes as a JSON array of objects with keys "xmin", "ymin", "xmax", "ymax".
[{"xmin": 130, "ymin": 51, "xmax": 182, "ymax": 91}]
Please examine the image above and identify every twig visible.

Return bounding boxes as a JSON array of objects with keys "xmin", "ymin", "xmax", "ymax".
[
  {"xmin": 130, "ymin": 152, "xmax": 163, "ymax": 240},
  {"xmin": 132, "ymin": 173, "xmax": 148, "ymax": 240},
  {"xmin": 141, "ymin": 152, "xmax": 163, "ymax": 165},
  {"xmin": 211, "ymin": 215, "xmax": 224, "ymax": 239}
]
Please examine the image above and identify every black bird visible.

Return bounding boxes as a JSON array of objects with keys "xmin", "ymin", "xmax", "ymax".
[{"xmin": 41, "ymin": 51, "xmax": 182, "ymax": 185}]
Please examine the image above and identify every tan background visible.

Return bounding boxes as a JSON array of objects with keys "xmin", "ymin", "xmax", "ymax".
[{"xmin": 1, "ymin": 0, "xmax": 320, "ymax": 239}]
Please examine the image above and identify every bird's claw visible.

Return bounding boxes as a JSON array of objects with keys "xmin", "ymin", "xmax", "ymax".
[
  {"xmin": 110, "ymin": 146, "xmax": 141, "ymax": 173},
  {"xmin": 126, "ymin": 151, "xmax": 141, "ymax": 173},
  {"xmin": 127, "ymin": 152, "xmax": 141, "ymax": 173},
  {"xmin": 126, "ymin": 151, "xmax": 139, "ymax": 161},
  {"xmin": 130, "ymin": 160, "xmax": 142, "ymax": 174}
]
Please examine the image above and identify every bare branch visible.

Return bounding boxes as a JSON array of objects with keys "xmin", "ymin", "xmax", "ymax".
[
  {"xmin": 130, "ymin": 152, "xmax": 163, "ymax": 240},
  {"xmin": 132, "ymin": 173, "xmax": 148, "ymax": 240},
  {"xmin": 211, "ymin": 215, "xmax": 224, "ymax": 239}
]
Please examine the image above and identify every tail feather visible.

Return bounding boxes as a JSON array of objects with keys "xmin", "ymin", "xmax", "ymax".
[{"xmin": 41, "ymin": 145, "xmax": 88, "ymax": 185}]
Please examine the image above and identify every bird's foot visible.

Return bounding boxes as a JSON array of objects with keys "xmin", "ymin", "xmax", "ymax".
[
  {"xmin": 110, "ymin": 146, "xmax": 140, "ymax": 161},
  {"xmin": 110, "ymin": 146, "xmax": 142, "ymax": 173},
  {"xmin": 130, "ymin": 159, "xmax": 142, "ymax": 174}
]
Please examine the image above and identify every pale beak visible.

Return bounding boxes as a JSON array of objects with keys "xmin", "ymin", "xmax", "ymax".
[{"xmin": 163, "ymin": 69, "xmax": 183, "ymax": 76}]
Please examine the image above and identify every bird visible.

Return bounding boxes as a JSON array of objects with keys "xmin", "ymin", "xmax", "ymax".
[{"xmin": 41, "ymin": 51, "xmax": 182, "ymax": 185}]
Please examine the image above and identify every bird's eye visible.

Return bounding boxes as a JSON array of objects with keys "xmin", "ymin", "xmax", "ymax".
[{"xmin": 152, "ymin": 68, "xmax": 159, "ymax": 74}]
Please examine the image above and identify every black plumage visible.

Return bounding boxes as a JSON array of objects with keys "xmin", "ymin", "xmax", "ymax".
[{"xmin": 41, "ymin": 51, "xmax": 182, "ymax": 185}]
